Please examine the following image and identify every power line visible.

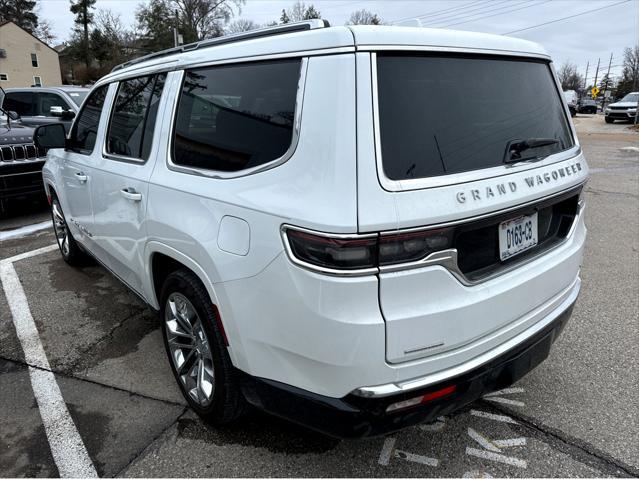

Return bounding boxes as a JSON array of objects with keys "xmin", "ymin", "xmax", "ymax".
[
  {"xmin": 440, "ymin": 0, "xmax": 552, "ymax": 28},
  {"xmin": 502, "ymin": 0, "xmax": 632, "ymax": 35},
  {"xmin": 422, "ymin": 0, "xmax": 520, "ymax": 26},
  {"xmin": 391, "ymin": 0, "xmax": 487, "ymax": 24},
  {"xmin": 420, "ymin": 0, "xmax": 512, "ymax": 26}
]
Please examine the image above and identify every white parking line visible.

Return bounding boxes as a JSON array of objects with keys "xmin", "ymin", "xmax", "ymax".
[
  {"xmin": 466, "ymin": 447, "xmax": 527, "ymax": 469},
  {"xmin": 0, "ymin": 220, "xmax": 52, "ymax": 241},
  {"xmin": 470, "ymin": 410, "xmax": 519, "ymax": 424},
  {"xmin": 468, "ymin": 428, "xmax": 501, "ymax": 452},
  {"xmin": 494, "ymin": 438, "xmax": 527, "ymax": 448},
  {"xmin": 0, "ymin": 246, "xmax": 98, "ymax": 478},
  {"xmin": 394, "ymin": 450, "xmax": 439, "ymax": 467},
  {"xmin": 483, "ymin": 397, "xmax": 525, "ymax": 407},
  {"xmin": 483, "ymin": 387, "xmax": 525, "ymax": 397},
  {"xmin": 378, "ymin": 437, "xmax": 396, "ymax": 466}
]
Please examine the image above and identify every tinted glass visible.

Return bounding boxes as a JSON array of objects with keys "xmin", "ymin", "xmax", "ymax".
[
  {"xmin": 107, "ymin": 74, "xmax": 165, "ymax": 159},
  {"xmin": 36, "ymin": 93, "xmax": 71, "ymax": 116},
  {"xmin": 377, "ymin": 55, "xmax": 574, "ymax": 181},
  {"xmin": 70, "ymin": 85, "xmax": 108, "ymax": 154},
  {"xmin": 173, "ymin": 59, "xmax": 300, "ymax": 172},
  {"xmin": 4, "ymin": 92, "xmax": 34, "ymax": 116},
  {"xmin": 66, "ymin": 90, "xmax": 88, "ymax": 107}
]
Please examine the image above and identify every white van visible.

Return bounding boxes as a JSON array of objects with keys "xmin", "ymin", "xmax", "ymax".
[{"xmin": 35, "ymin": 20, "xmax": 588, "ymax": 438}]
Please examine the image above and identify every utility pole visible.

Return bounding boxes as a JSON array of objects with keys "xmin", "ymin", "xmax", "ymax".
[
  {"xmin": 602, "ymin": 53, "xmax": 613, "ymax": 111},
  {"xmin": 583, "ymin": 61, "xmax": 589, "ymax": 92},
  {"xmin": 592, "ymin": 57, "xmax": 601, "ymax": 98},
  {"xmin": 173, "ymin": 9, "xmax": 179, "ymax": 47}
]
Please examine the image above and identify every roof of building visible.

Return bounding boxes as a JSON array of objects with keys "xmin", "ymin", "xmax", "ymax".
[{"xmin": 0, "ymin": 20, "xmax": 59, "ymax": 54}]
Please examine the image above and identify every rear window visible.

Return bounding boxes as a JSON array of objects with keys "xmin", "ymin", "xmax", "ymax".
[
  {"xmin": 173, "ymin": 59, "xmax": 301, "ymax": 173},
  {"xmin": 377, "ymin": 54, "xmax": 574, "ymax": 181}
]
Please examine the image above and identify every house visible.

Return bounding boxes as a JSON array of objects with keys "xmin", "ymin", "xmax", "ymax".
[{"xmin": 0, "ymin": 21, "xmax": 62, "ymax": 88}]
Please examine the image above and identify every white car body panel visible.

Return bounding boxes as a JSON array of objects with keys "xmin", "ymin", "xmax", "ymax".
[{"xmin": 41, "ymin": 23, "xmax": 588, "ymax": 403}]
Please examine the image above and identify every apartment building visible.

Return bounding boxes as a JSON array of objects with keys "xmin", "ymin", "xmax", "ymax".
[{"xmin": 0, "ymin": 21, "xmax": 62, "ymax": 88}]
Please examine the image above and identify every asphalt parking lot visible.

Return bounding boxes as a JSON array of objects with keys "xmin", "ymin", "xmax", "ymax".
[{"xmin": 1, "ymin": 114, "xmax": 637, "ymax": 478}]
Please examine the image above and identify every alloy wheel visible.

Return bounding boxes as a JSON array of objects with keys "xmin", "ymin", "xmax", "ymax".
[
  {"xmin": 165, "ymin": 292, "xmax": 215, "ymax": 407},
  {"xmin": 52, "ymin": 200, "xmax": 70, "ymax": 257}
]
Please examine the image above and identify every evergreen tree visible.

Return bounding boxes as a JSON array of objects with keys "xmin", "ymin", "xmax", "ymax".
[
  {"xmin": 0, "ymin": 0, "xmax": 39, "ymax": 33},
  {"xmin": 70, "ymin": 0, "xmax": 96, "ymax": 68}
]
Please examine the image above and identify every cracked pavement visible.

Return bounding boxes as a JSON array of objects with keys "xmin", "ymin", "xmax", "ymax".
[{"xmin": 0, "ymin": 114, "xmax": 637, "ymax": 477}]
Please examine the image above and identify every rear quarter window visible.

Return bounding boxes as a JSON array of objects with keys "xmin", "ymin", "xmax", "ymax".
[
  {"xmin": 377, "ymin": 54, "xmax": 574, "ymax": 181},
  {"xmin": 172, "ymin": 59, "xmax": 301, "ymax": 173}
]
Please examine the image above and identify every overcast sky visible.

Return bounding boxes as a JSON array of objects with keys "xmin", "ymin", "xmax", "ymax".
[{"xmin": 39, "ymin": 0, "xmax": 639, "ymax": 83}]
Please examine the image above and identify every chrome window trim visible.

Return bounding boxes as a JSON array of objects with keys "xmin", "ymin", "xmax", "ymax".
[
  {"xmin": 280, "ymin": 224, "xmax": 378, "ymax": 277},
  {"xmin": 370, "ymin": 52, "xmax": 580, "ymax": 192},
  {"xmin": 358, "ymin": 44, "xmax": 551, "ymax": 61},
  {"xmin": 101, "ymin": 74, "xmax": 166, "ymax": 165},
  {"xmin": 166, "ymin": 57, "xmax": 309, "ymax": 180}
]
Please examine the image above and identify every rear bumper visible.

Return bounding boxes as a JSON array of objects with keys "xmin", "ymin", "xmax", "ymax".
[{"xmin": 239, "ymin": 298, "xmax": 575, "ymax": 438}]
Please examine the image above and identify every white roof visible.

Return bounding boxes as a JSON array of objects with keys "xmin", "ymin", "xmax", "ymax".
[{"xmin": 100, "ymin": 24, "xmax": 549, "ymax": 84}]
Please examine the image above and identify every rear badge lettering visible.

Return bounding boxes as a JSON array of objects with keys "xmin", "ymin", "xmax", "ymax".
[{"xmin": 456, "ymin": 161, "xmax": 583, "ymax": 204}]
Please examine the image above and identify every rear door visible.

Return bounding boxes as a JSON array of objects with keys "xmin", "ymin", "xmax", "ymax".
[
  {"xmin": 89, "ymin": 73, "xmax": 167, "ymax": 294},
  {"xmin": 356, "ymin": 51, "xmax": 588, "ymax": 364}
]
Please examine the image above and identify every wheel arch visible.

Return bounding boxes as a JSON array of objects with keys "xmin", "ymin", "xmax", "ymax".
[{"xmin": 145, "ymin": 242, "xmax": 217, "ymax": 308}]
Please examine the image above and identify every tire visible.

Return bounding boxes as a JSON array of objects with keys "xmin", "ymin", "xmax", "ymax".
[
  {"xmin": 605, "ymin": 117, "xmax": 614, "ymax": 124},
  {"xmin": 51, "ymin": 197, "xmax": 89, "ymax": 266},
  {"xmin": 160, "ymin": 269, "xmax": 245, "ymax": 424}
]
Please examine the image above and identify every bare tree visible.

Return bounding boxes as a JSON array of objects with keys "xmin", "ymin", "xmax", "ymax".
[
  {"xmin": 616, "ymin": 45, "xmax": 639, "ymax": 96},
  {"xmin": 557, "ymin": 61, "xmax": 583, "ymax": 91},
  {"xmin": 34, "ymin": 18, "xmax": 56, "ymax": 45},
  {"xmin": 174, "ymin": 0, "xmax": 245, "ymax": 42},
  {"xmin": 347, "ymin": 9, "xmax": 382, "ymax": 25},
  {"xmin": 287, "ymin": 1, "xmax": 306, "ymax": 22},
  {"xmin": 226, "ymin": 18, "xmax": 258, "ymax": 34},
  {"xmin": 280, "ymin": 1, "xmax": 320, "ymax": 23}
]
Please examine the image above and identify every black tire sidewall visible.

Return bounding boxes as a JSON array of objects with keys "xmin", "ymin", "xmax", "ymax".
[
  {"xmin": 51, "ymin": 198, "xmax": 81, "ymax": 264},
  {"xmin": 160, "ymin": 270, "xmax": 242, "ymax": 423}
]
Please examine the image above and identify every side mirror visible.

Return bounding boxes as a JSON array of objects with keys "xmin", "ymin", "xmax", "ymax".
[
  {"xmin": 7, "ymin": 110, "xmax": 20, "ymax": 121},
  {"xmin": 60, "ymin": 110, "xmax": 76, "ymax": 120},
  {"xmin": 34, "ymin": 123, "xmax": 67, "ymax": 149},
  {"xmin": 50, "ymin": 106, "xmax": 64, "ymax": 117}
]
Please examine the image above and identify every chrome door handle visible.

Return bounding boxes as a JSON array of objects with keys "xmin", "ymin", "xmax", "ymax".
[
  {"xmin": 75, "ymin": 172, "xmax": 87, "ymax": 183},
  {"xmin": 120, "ymin": 188, "xmax": 142, "ymax": 202}
]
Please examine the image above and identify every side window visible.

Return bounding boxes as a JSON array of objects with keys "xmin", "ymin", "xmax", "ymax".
[
  {"xmin": 173, "ymin": 59, "xmax": 301, "ymax": 172},
  {"xmin": 69, "ymin": 85, "xmax": 108, "ymax": 154},
  {"xmin": 36, "ymin": 93, "xmax": 72, "ymax": 117},
  {"xmin": 106, "ymin": 73, "xmax": 166, "ymax": 160},
  {"xmin": 3, "ymin": 92, "xmax": 34, "ymax": 116}
]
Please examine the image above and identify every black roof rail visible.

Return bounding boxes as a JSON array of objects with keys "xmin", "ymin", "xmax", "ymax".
[{"xmin": 111, "ymin": 19, "xmax": 330, "ymax": 73}]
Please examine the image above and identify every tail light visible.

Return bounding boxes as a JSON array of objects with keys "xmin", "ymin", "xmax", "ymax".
[
  {"xmin": 283, "ymin": 226, "xmax": 454, "ymax": 273},
  {"xmin": 379, "ymin": 228, "xmax": 454, "ymax": 266},
  {"xmin": 285, "ymin": 228, "xmax": 377, "ymax": 271}
]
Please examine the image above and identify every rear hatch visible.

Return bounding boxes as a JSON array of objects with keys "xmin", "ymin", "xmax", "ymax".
[{"xmin": 356, "ymin": 50, "xmax": 588, "ymax": 364}]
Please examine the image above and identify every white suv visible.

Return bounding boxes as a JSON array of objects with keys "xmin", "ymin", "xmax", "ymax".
[{"xmin": 35, "ymin": 21, "xmax": 588, "ymax": 438}]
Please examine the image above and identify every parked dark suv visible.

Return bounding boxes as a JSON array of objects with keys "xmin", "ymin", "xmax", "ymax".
[
  {"xmin": 0, "ymin": 88, "xmax": 48, "ymax": 214},
  {"xmin": 578, "ymin": 98, "xmax": 597, "ymax": 114},
  {"xmin": 1, "ymin": 86, "xmax": 89, "ymax": 132}
]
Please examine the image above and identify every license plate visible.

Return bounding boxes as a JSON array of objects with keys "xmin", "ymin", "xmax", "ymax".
[{"xmin": 498, "ymin": 212, "xmax": 538, "ymax": 261}]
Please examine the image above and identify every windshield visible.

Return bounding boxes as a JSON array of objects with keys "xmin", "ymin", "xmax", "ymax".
[
  {"xmin": 620, "ymin": 93, "xmax": 639, "ymax": 103},
  {"xmin": 66, "ymin": 90, "xmax": 88, "ymax": 106},
  {"xmin": 377, "ymin": 54, "xmax": 574, "ymax": 181}
]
